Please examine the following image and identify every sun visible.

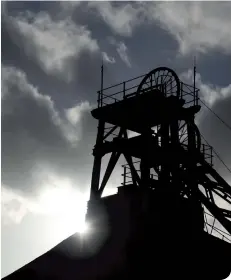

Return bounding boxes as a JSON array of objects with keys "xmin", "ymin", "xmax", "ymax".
[
  {"xmin": 37, "ymin": 178, "xmax": 88, "ymax": 238},
  {"xmin": 77, "ymin": 220, "xmax": 89, "ymax": 235}
]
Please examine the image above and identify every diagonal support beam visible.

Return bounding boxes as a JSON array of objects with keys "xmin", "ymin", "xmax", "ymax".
[
  {"xmin": 204, "ymin": 186, "xmax": 215, "ymax": 205},
  {"xmin": 103, "ymin": 126, "xmax": 118, "ymax": 141},
  {"xmin": 221, "ymin": 209, "xmax": 231, "ymax": 219},
  {"xmin": 202, "ymin": 175, "xmax": 231, "ymax": 204},
  {"xmin": 196, "ymin": 188, "xmax": 231, "ymax": 235},
  {"xmin": 97, "ymin": 127, "xmax": 126, "ymax": 197},
  {"xmin": 201, "ymin": 160, "xmax": 231, "ymax": 196},
  {"xmin": 98, "ymin": 151, "xmax": 121, "ymax": 197},
  {"xmin": 124, "ymin": 153, "xmax": 141, "ymax": 186},
  {"xmin": 123, "ymin": 130, "xmax": 142, "ymax": 186},
  {"xmin": 211, "ymin": 189, "xmax": 231, "ymax": 204}
]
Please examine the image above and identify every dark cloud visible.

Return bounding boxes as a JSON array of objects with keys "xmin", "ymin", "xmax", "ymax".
[
  {"xmin": 194, "ymin": 50, "xmax": 231, "ymax": 87},
  {"xmin": 1, "ymin": 66, "xmax": 97, "ymax": 197}
]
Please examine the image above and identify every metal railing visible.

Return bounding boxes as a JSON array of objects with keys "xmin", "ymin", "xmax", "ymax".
[
  {"xmin": 121, "ymin": 142, "xmax": 214, "ymax": 186},
  {"xmin": 121, "ymin": 161, "xmax": 141, "ymax": 186},
  {"xmin": 179, "ymin": 82, "xmax": 199, "ymax": 107},
  {"xmin": 96, "ymin": 73, "xmax": 199, "ymax": 109},
  {"xmin": 201, "ymin": 142, "xmax": 214, "ymax": 167},
  {"xmin": 97, "ymin": 74, "xmax": 145, "ymax": 108},
  {"xmin": 121, "ymin": 160, "xmax": 159, "ymax": 186}
]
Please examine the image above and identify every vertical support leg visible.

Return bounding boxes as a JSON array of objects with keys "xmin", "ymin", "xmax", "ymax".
[
  {"xmin": 170, "ymin": 119, "xmax": 181, "ymax": 193},
  {"xmin": 160, "ymin": 122, "xmax": 170, "ymax": 186},
  {"xmin": 140, "ymin": 130, "xmax": 151, "ymax": 188},
  {"xmin": 90, "ymin": 120, "xmax": 105, "ymax": 200},
  {"xmin": 187, "ymin": 118, "xmax": 198, "ymax": 199}
]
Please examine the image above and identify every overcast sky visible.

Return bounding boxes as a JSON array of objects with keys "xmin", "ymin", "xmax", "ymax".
[{"xmin": 1, "ymin": 1, "xmax": 231, "ymax": 278}]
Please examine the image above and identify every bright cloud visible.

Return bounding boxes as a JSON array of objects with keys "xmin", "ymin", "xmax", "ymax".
[
  {"xmin": 180, "ymin": 69, "xmax": 231, "ymax": 106},
  {"xmin": 88, "ymin": 2, "xmax": 144, "ymax": 37},
  {"xmin": 1, "ymin": 187, "xmax": 28, "ymax": 225},
  {"xmin": 116, "ymin": 42, "xmax": 131, "ymax": 68},
  {"xmin": 147, "ymin": 2, "xmax": 231, "ymax": 55},
  {"xmin": 109, "ymin": 38, "xmax": 131, "ymax": 67},
  {"xmin": 65, "ymin": 102, "xmax": 92, "ymax": 126},
  {"xmin": 5, "ymin": 11, "xmax": 99, "ymax": 81},
  {"xmin": 102, "ymin": 52, "xmax": 116, "ymax": 64},
  {"xmin": 89, "ymin": 2, "xmax": 231, "ymax": 56}
]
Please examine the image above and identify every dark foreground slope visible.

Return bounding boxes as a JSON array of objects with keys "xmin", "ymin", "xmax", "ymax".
[{"xmin": 3, "ymin": 190, "xmax": 231, "ymax": 280}]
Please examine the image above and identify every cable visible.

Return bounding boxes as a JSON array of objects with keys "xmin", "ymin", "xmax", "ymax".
[
  {"xmin": 199, "ymin": 98, "xmax": 231, "ymax": 132},
  {"xmin": 199, "ymin": 98, "xmax": 231, "ymax": 173},
  {"xmin": 200, "ymin": 132, "xmax": 231, "ymax": 174}
]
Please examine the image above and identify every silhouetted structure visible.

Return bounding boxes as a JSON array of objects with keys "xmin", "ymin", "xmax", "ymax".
[{"xmin": 3, "ymin": 67, "xmax": 231, "ymax": 280}]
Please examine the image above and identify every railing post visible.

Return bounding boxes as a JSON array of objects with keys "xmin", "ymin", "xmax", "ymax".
[
  {"xmin": 211, "ymin": 217, "xmax": 216, "ymax": 235},
  {"xmin": 196, "ymin": 89, "xmax": 199, "ymax": 106},
  {"xmin": 211, "ymin": 147, "xmax": 213, "ymax": 166},
  {"xmin": 97, "ymin": 91, "xmax": 100, "ymax": 108},
  {"xmin": 123, "ymin": 82, "xmax": 126, "ymax": 98},
  {"xmin": 100, "ymin": 90, "xmax": 103, "ymax": 107},
  {"xmin": 180, "ymin": 82, "xmax": 183, "ymax": 99},
  {"xmin": 123, "ymin": 166, "xmax": 126, "ymax": 186}
]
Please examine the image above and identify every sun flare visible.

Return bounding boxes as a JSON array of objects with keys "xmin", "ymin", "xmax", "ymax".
[{"xmin": 37, "ymin": 178, "xmax": 88, "ymax": 237}]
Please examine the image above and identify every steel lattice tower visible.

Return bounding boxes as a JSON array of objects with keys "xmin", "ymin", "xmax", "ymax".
[{"xmin": 86, "ymin": 67, "xmax": 231, "ymax": 279}]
